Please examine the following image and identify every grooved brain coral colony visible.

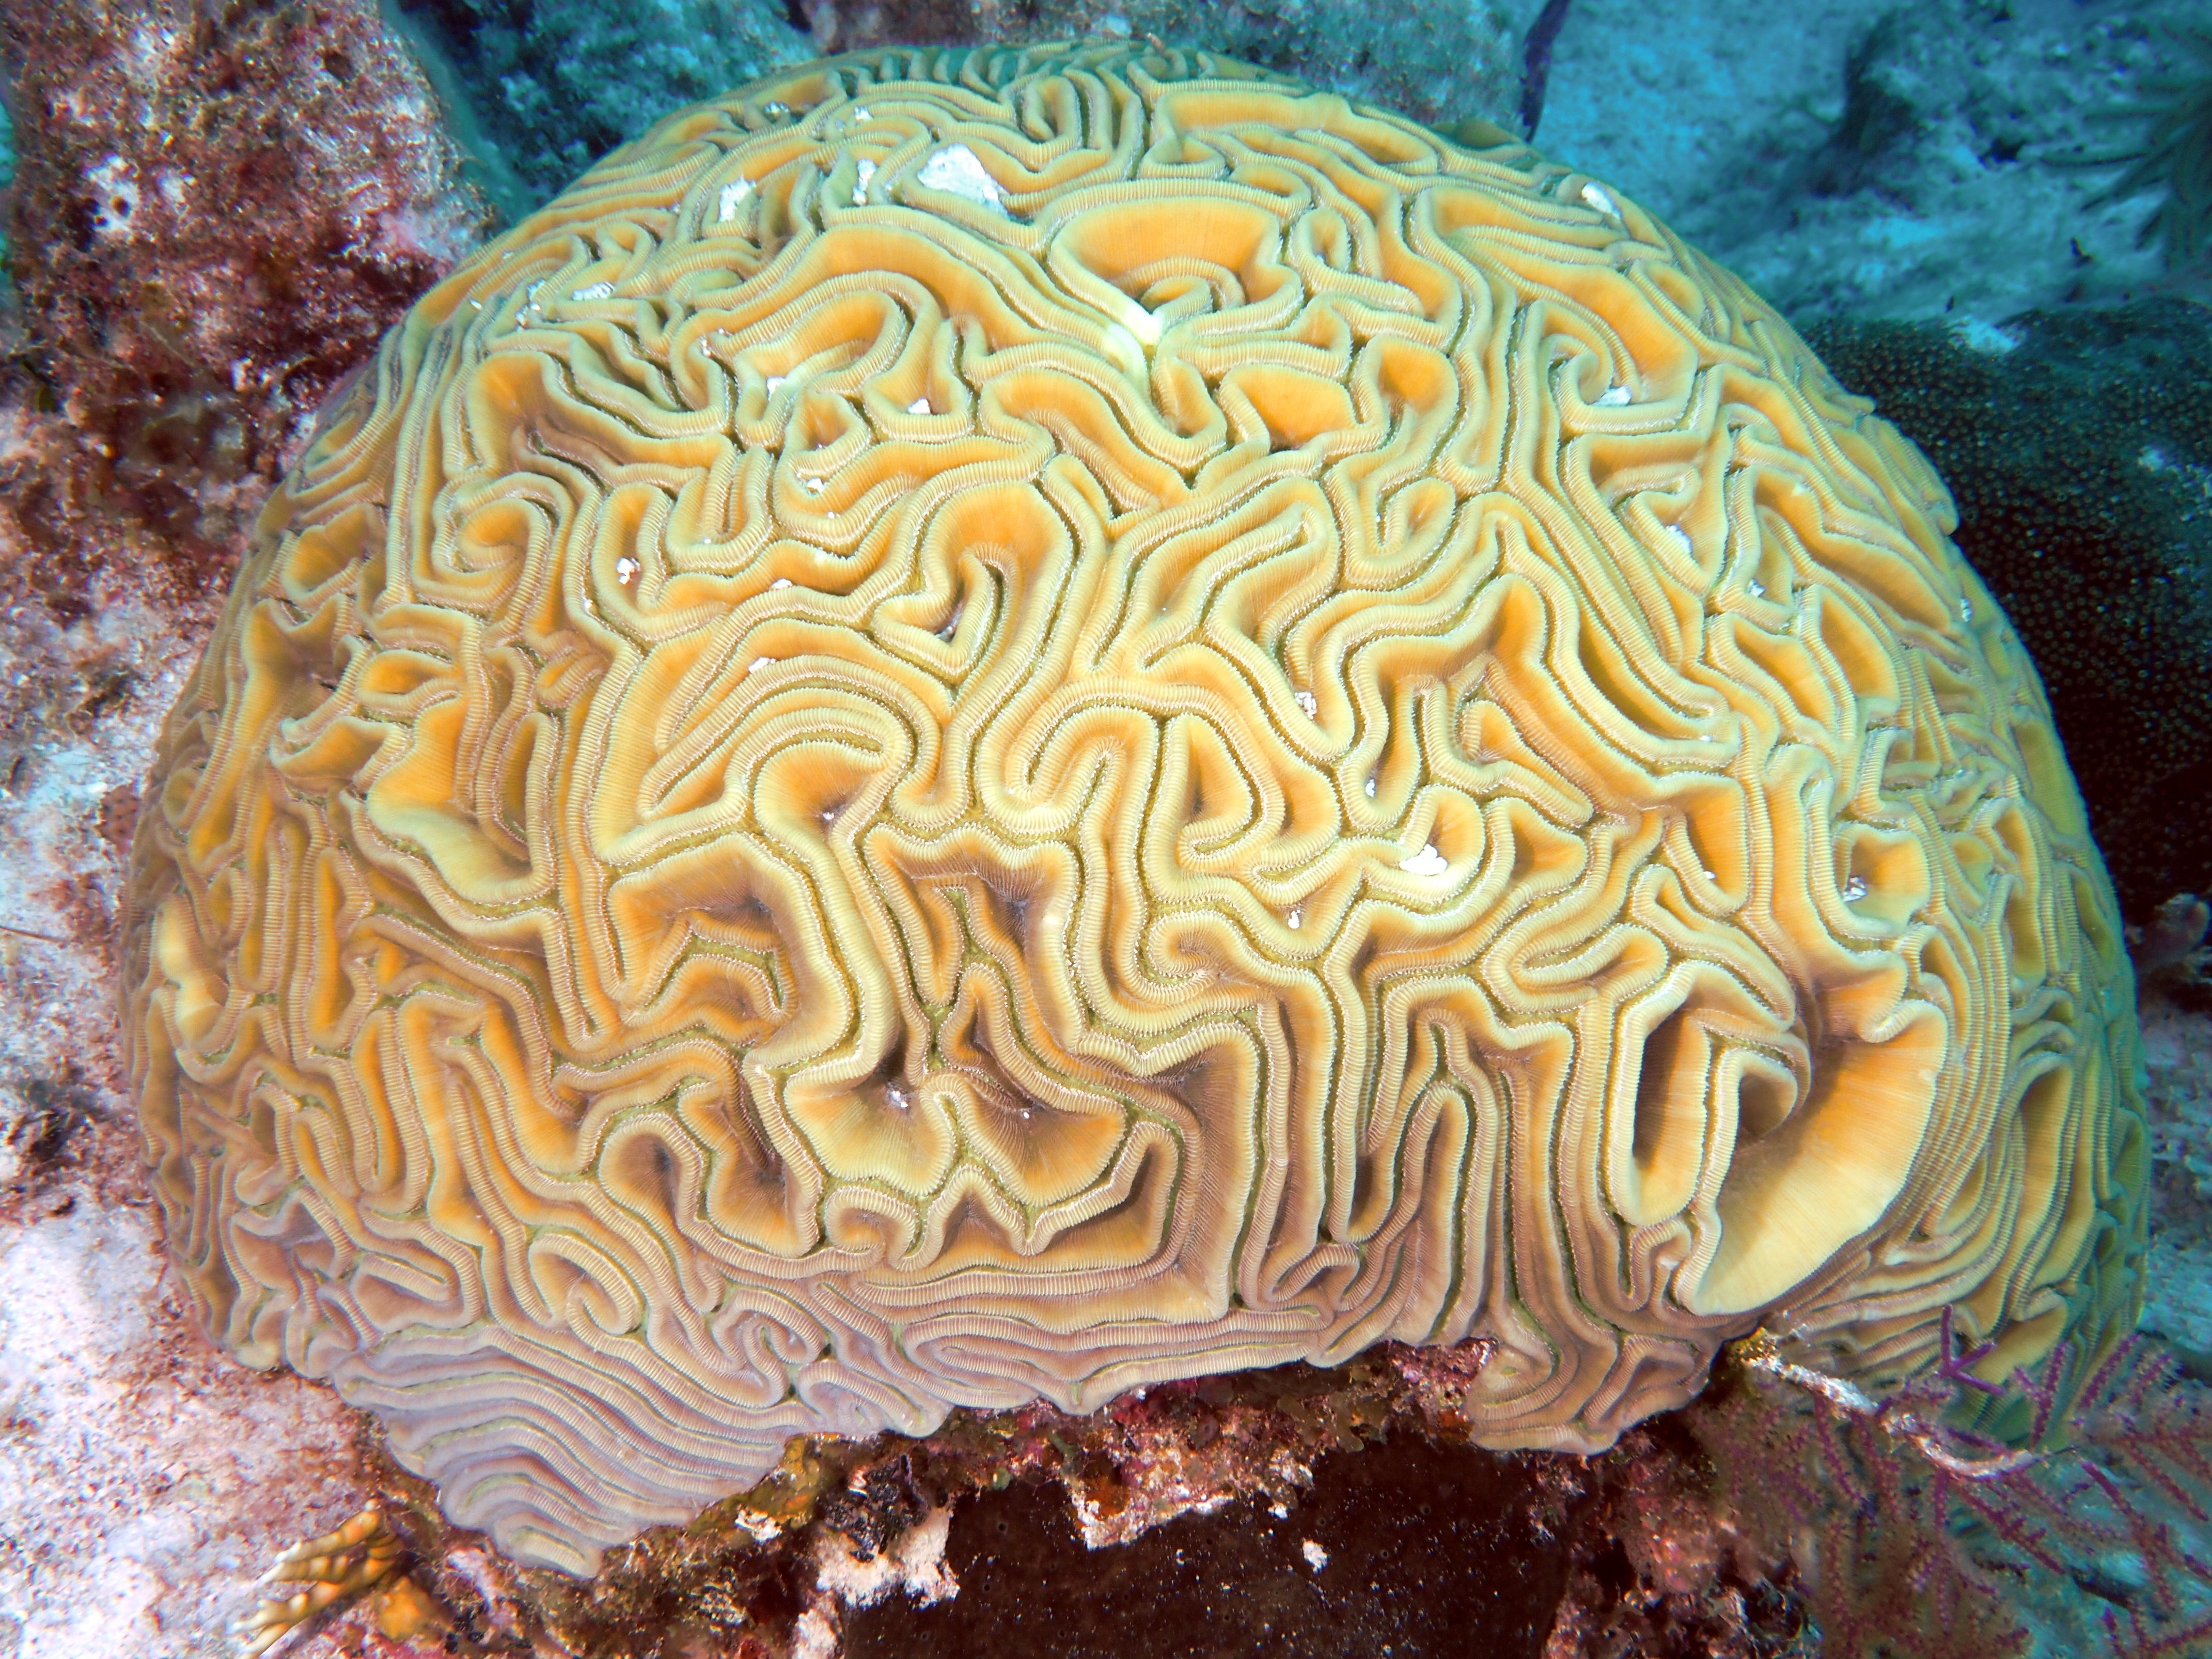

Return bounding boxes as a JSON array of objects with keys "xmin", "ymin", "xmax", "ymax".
[{"xmin": 121, "ymin": 42, "xmax": 2148, "ymax": 1575}]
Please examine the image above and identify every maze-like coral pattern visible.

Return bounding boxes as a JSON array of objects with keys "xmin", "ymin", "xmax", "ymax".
[{"xmin": 123, "ymin": 44, "xmax": 2147, "ymax": 1573}]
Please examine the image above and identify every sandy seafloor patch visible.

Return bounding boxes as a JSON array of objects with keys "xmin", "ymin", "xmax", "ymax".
[{"xmin": 0, "ymin": 588, "xmax": 386, "ymax": 1658}]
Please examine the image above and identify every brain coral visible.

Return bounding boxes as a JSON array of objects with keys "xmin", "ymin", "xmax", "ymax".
[{"xmin": 123, "ymin": 43, "xmax": 2147, "ymax": 1574}]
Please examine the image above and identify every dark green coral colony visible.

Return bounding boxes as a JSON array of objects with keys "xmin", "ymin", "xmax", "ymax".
[{"xmin": 1807, "ymin": 300, "xmax": 2212, "ymax": 921}]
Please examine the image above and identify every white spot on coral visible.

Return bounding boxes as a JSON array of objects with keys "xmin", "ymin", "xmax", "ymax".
[
  {"xmin": 1301, "ymin": 1540, "xmax": 1329, "ymax": 1572},
  {"xmin": 803, "ymin": 476, "xmax": 825, "ymax": 494},
  {"xmin": 766, "ymin": 375, "xmax": 789, "ymax": 393},
  {"xmin": 907, "ymin": 396, "xmax": 932, "ymax": 415},
  {"xmin": 717, "ymin": 179, "xmax": 752, "ymax": 222},
  {"xmin": 1580, "ymin": 182, "xmax": 1615, "ymax": 215},
  {"xmin": 571, "ymin": 282, "xmax": 615, "ymax": 301},
  {"xmin": 1842, "ymin": 875, "xmax": 1870, "ymax": 901},
  {"xmin": 1961, "ymin": 596, "xmax": 1974, "ymax": 622},
  {"xmin": 1748, "ymin": 578, "xmax": 1766, "ymax": 597},
  {"xmin": 748, "ymin": 656, "xmax": 775, "ymax": 673},
  {"xmin": 1665, "ymin": 525, "xmax": 1693, "ymax": 556},
  {"xmin": 1596, "ymin": 385, "xmax": 1631, "ymax": 406},
  {"xmin": 1363, "ymin": 776, "xmax": 1378, "ymax": 799},
  {"xmin": 772, "ymin": 577, "xmax": 792, "ymax": 589},
  {"xmin": 852, "ymin": 158, "xmax": 877, "ymax": 205},
  {"xmin": 1099, "ymin": 323, "xmax": 1148, "ymax": 379},
  {"xmin": 1295, "ymin": 690, "xmax": 1318, "ymax": 718},
  {"xmin": 1118, "ymin": 298, "xmax": 1163, "ymax": 346},
  {"xmin": 615, "ymin": 556, "xmax": 640, "ymax": 585},
  {"xmin": 88, "ymin": 155, "xmax": 138, "ymax": 240},
  {"xmin": 1400, "ymin": 844, "xmax": 1448, "ymax": 878},
  {"xmin": 1287, "ymin": 909, "xmax": 1302, "ymax": 931},
  {"xmin": 916, "ymin": 144, "xmax": 1005, "ymax": 212}
]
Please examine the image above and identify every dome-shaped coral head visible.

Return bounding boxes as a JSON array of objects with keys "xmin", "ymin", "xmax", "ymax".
[{"xmin": 123, "ymin": 42, "xmax": 2147, "ymax": 1574}]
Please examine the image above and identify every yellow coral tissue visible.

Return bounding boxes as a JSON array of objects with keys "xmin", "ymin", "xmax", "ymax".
[{"xmin": 121, "ymin": 43, "xmax": 2148, "ymax": 1574}]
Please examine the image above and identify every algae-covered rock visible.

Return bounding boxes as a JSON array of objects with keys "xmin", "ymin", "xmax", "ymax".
[{"xmin": 386, "ymin": 0, "xmax": 818, "ymax": 216}]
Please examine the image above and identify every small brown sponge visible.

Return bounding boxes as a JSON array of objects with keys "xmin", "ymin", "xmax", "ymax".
[{"xmin": 122, "ymin": 43, "xmax": 2148, "ymax": 1574}]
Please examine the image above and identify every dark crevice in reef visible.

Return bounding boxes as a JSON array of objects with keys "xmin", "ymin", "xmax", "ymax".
[{"xmin": 844, "ymin": 1434, "xmax": 1576, "ymax": 1659}]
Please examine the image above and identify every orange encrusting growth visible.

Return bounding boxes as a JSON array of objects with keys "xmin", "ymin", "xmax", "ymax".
[{"xmin": 122, "ymin": 42, "xmax": 2146, "ymax": 1575}]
